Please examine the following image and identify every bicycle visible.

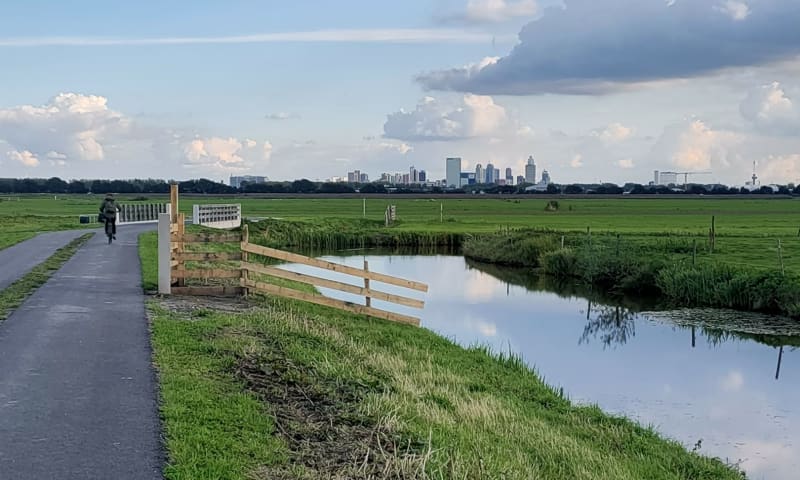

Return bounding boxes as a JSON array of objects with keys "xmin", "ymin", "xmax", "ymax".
[{"xmin": 104, "ymin": 218, "xmax": 114, "ymax": 244}]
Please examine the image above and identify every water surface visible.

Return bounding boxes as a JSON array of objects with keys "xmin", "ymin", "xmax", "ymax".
[{"xmin": 282, "ymin": 253, "xmax": 799, "ymax": 480}]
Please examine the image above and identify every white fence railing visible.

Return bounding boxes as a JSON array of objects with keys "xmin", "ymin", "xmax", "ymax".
[
  {"xmin": 192, "ymin": 204, "xmax": 242, "ymax": 229},
  {"xmin": 118, "ymin": 203, "xmax": 170, "ymax": 225}
]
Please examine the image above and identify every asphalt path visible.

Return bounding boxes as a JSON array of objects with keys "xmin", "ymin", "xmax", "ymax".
[
  {"xmin": 0, "ymin": 224, "xmax": 162, "ymax": 479},
  {"xmin": 0, "ymin": 230, "xmax": 89, "ymax": 291}
]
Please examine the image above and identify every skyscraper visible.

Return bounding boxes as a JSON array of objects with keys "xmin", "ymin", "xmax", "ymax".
[
  {"xmin": 410, "ymin": 166, "xmax": 418, "ymax": 184},
  {"xmin": 541, "ymin": 170, "xmax": 551, "ymax": 185},
  {"xmin": 475, "ymin": 164, "xmax": 485, "ymax": 184},
  {"xmin": 505, "ymin": 168, "xmax": 513, "ymax": 185},
  {"xmin": 525, "ymin": 156, "xmax": 536, "ymax": 184},
  {"xmin": 446, "ymin": 157, "xmax": 462, "ymax": 188},
  {"xmin": 485, "ymin": 163, "xmax": 496, "ymax": 184}
]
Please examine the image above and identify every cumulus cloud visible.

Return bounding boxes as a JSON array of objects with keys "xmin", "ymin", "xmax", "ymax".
[
  {"xmin": 758, "ymin": 154, "xmax": 800, "ymax": 184},
  {"xmin": 0, "ymin": 93, "xmax": 131, "ymax": 164},
  {"xmin": 570, "ymin": 154, "xmax": 584, "ymax": 168},
  {"xmin": 182, "ymin": 137, "xmax": 272, "ymax": 172},
  {"xmin": 418, "ymin": 0, "xmax": 800, "ymax": 95},
  {"xmin": 383, "ymin": 94, "xmax": 509, "ymax": 141},
  {"xmin": 616, "ymin": 158, "xmax": 635, "ymax": 169},
  {"xmin": 443, "ymin": 0, "xmax": 538, "ymax": 23},
  {"xmin": 652, "ymin": 120, "xmax": 740, "ymax": 171},
  {"xmin": 740, "ymin": 82, "xmax": 799, "ymax": 134},
  {"xmin": 591, "ymin": 123, "xmax": 633, "ymax": 144},
  {"xmin": 7, "ymin": 149, "xmax": 39, "ymax": 167}
]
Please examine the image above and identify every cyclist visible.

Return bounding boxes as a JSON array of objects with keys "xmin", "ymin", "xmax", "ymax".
[{"xmin": 99, "ymin": 193, "xmax": 121, "ymax": 242}]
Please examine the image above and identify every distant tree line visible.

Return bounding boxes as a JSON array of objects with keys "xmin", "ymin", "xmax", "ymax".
[{"xmin": 1, "ymin": 177, "xmax": 798, "ymax": 196}]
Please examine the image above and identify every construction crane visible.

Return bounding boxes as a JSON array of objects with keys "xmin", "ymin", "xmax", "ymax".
[{"xmin": 659, "ymin": 171, "xmax": 712, "ymax": 186}]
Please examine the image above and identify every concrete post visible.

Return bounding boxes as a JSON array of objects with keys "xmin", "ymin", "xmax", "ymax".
[{"xmin": 158, "ymin": 213, "xmax": 171, "ymax": 295}]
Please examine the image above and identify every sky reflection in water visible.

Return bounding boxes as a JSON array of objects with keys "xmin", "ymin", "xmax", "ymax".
[{"xmin": 282, "ymin": 254, "xmax": 798, "ymax": 480}]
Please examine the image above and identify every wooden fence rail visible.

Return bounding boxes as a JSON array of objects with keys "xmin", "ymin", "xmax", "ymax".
[
  {"xmin": 163, "ymin": 185, "xmax": 428, "ymax": 326},
  {"xmin": 239, "ymin": 234, "xmax": 427, "ymax": 326}
]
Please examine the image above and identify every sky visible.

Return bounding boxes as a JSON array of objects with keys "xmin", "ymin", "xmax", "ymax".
[{"xmin": 0, "ymin": 0, "xmax": 799, "ymax": 185}]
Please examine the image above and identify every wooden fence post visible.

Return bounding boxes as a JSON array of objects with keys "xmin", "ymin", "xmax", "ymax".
[
  {"xmin": 177, "ymin": 213, "xmax": 186, "ymax": 287},
  {"xmin": 364, "ymin": 260, "xmax": 371, "ymax": 308},
  {"xmin": 242, "ymin": 224, "xmax": 249, "ymax": 297}
]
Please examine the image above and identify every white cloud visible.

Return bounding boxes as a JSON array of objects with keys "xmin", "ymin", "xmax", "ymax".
[
  {"xmin": 758, "ymin": 154, "xmax": 800, "ymax": 184},
  {"xmin": 740, "ymin": 82, "xmax": 799, "ymax": 134},
  {"xmin": 383, "ymin": 94, "xmax": 509, "ymax": 141},
  {"xmin": 591, "ymin": 123, "xmax": 634, "ymax": 144},
  {"xmin": 720, "ymin": 370, "xmax": 745, "ymax": 392},
  {"xmin": 183, "ymin": 136, "xmax": 272, "ymax": 172},
  {"xmin": 570, "ymin": 154, "xmax": 584, "ymax": 168},
  {"xmin": 714, "ymin": 0, "xmax": 751, "ymax": 21},
  {"xmin": 0, "ymin": 29, "xmax": 509, "ymax": 48},
  {"xmin": 0, "ymin": 93, "xmax": 131, "ymax": 164},
  {"xmin": 653, "ymin": 120, "xmax": 740, "ymax": 171},
  {"xmin": 461, "ymin": 0, "xmax": 538, "ymax": 23},
  {"xmin": 616, "ymin": 158, "xmax": 635, "ymax": 169},
  {"xmin": 7, "ymin": 149, "xmax": 39, "ymax": 167}
]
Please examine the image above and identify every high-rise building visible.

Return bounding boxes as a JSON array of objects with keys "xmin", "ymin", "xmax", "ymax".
[
  {"xmin": 485, "ymin": 163, "xmax": 496, "ymax": 184},
  {"xmin": 654, "ymin": 170, "xmax": 660, "ymax": 185},
  {"xmin": 517, "ymin": 175, "xmax": 525, "ymax": 185},
  {"xmin": 446, "ymin": 157, "xmax": 462, "ymax": 188},
  {"xmin": 419, "ymin": 170, "xmax": 427, "ymax": 182},
  {"xmin": 230, "ymin": 175, "xmax": 268, "ymax": 188},
  {"xmin": 410, "ymin": 166, "xmax": 418, "ymax": 184},
  {"xmin": 525, "ymin": 156, "xmax": 536, "ymax": 184},
  {"xmin": 541, "ymin": 170, "xmax": 551, "ymax": 185},
  {"xmin": 505, "ymin": 168, "xmax": 514, "ymax": 185},
  {"xmin": 360, "ymin": 173, "xmax": 369, "ymax": 183},
  {"xmin": 475, "ymin": 164, "xmax": 485, "ymax": 184}
]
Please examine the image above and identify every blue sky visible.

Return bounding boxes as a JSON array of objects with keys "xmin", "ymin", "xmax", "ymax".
[{"xmin": 1, "ymin": 0, "xmax": 799, "ymax": 185}]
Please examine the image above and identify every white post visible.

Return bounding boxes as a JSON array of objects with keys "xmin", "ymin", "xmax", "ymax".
[{"xmin": 158, "ymin": 213, "xmax": 171, "ymax": 295}]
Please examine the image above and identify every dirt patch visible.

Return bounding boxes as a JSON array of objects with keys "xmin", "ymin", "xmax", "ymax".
[
  {"xmin": 235, "ymin": 339, "xmax": 430, "ymax": 479},
  {"xmin": 153, "ymin": 294, "xmax": 256, "ymax": 317}
]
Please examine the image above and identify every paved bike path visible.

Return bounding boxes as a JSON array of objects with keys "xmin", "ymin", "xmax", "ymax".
[
  {"xmin": 0, "ymin": 225, "xmax": 162, "ymax": 480},
  {"xmin": 0, "ymin": 230, "xmax": 90, "ymax": 291}
]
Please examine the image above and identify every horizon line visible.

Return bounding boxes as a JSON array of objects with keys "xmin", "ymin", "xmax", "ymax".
[{"xmin": 0, "ymin": 29, "xmax": 515, "ymax": 47}]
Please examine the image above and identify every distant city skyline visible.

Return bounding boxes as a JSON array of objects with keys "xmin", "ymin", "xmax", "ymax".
[{"xmin": 0, "ymin": 1, "xmax": 798, "ymax": 187}]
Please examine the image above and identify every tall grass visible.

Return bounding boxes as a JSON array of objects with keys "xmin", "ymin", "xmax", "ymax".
[
  {"xmin": 467, "ymin": 230, "xmax": 800, "ymax": 318},
  {"xmin": 248, "ymin": 218, "xmax": 463, "ymax": 251},
  {"xmin": 657, "ymin": 265, "xmax": 800, "ymax": 316}
]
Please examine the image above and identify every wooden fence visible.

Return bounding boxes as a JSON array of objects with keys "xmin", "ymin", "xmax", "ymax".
[{"xmin": 165, "ymin": 219, "xmax": 428, "ymax": 326}]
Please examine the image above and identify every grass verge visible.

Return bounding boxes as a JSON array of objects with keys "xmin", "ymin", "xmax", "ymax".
[
  {"xmin": 142, "ymin": 238, "xmax": 745, "ymax": 479},
  {"xmin": 0, "ymin": 233, "xmax": 93, "ymax": 320}
]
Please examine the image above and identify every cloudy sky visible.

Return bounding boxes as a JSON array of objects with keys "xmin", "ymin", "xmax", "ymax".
[{"xmin": 1, "ymin": 0, "xmax": 799, "ymax": 185}]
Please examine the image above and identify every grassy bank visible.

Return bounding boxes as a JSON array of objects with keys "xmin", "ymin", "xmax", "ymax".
[
  {"xmin": 141, "ymin": 238, "xmax": 744, "ymax": 479},
  {"xmin": 463, "ymin": 230, "xmax": 800, "ymax": 318},
  {"xmin": 0, "ymin": 233, "xmax": 93, "ymax": 320},
  {"xmin": 248, "ymin": 218, "xmax": 462, "ymax": 252}
]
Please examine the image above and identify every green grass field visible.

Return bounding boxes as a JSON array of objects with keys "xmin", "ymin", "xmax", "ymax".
[
  {"xmin": 138, "ymin": 236, "xmax": 744, "ymax": 480},
  {"xmin": 3, "ymin": 194, "xmax": 799, "ymax": 270}
]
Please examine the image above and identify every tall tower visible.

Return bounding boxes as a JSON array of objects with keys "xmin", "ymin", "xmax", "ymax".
[
  {"xmin": 525, "ymin": 156, "xmax": 536, "ymax": 184},
  {"xmin": 475, "ymin": 164, "xmax": 485, "ymax": 184},
  {"xmin": 486, "ymin": 163, "xmax": 496, "ymax": 184},
  {"xmin": 505, "ymin": 168, "xmax": 513, "ymax": 185},
  {"xmin": 446, "ymin": 157, "xmax": 462, "ymax": 188}
]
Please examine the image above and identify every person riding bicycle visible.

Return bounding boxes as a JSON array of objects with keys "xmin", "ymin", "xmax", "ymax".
[{"xmin": 99, "ymin": 193, "xmax": 121, "ymax": 240}]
